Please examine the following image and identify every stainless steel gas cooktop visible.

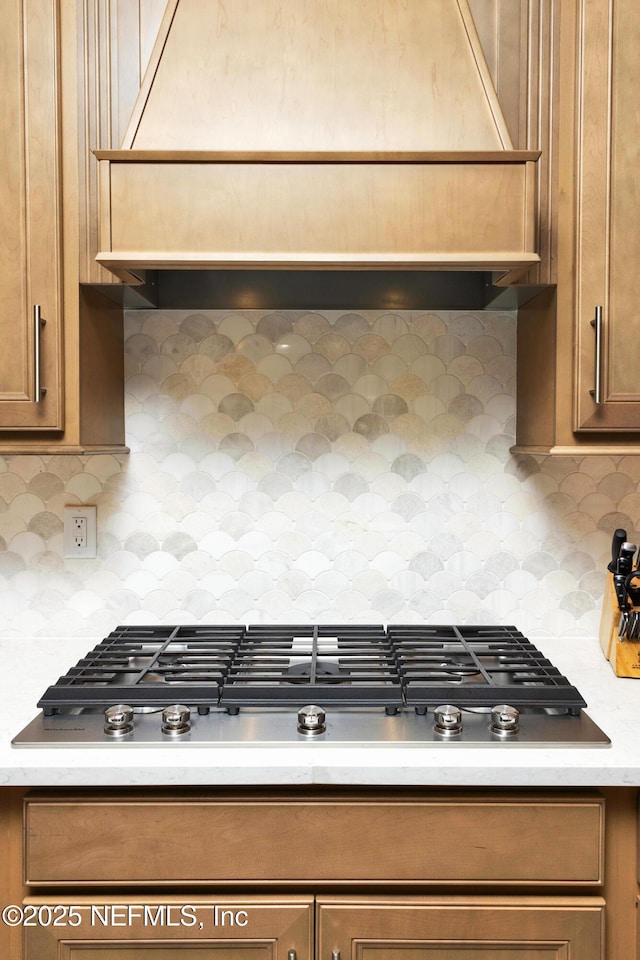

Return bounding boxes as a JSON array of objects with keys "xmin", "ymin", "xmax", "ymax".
[{"xmin": 12, "ymin": 624, "xmax": 610, "ymax": 747}]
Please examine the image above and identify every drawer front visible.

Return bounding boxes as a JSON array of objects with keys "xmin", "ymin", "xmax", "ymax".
[{"xmin": 24, "ymin": 794, "xmax": 604, "ymax": 887}]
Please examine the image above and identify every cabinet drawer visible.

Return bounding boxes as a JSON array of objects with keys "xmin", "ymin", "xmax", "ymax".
[{"xmin": 24, "ymin": 792, "xmax": 604, "ymax": 887}]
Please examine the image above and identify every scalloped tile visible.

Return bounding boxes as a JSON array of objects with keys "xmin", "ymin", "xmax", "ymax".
[{"xmin": 1, "ymin": 307, "xmax": 639, "ymax": 637}]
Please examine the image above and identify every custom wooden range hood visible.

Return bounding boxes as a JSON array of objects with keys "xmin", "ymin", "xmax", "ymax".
[{"xmin": 94, "ymin": 0, "xmax": 540, "ymax": 282}]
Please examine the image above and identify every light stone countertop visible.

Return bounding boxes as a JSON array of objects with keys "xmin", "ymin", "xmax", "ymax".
[{"xmin": 1, "ymin": 634, "xmax": 639, "ymax": 788}]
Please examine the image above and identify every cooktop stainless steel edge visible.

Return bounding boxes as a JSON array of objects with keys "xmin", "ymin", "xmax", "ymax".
[{"xmin": 12, "ymin": 707, "xmax": 611, "ymax": 748}]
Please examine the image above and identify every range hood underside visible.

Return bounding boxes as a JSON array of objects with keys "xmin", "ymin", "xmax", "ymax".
[{"xmin": 93, "ymin": 268, "xmax": 547, "ymax": 312}]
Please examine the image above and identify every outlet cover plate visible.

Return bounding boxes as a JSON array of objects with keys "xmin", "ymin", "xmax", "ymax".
[{"xmin": 63, "ymin": 505, "xmax": 97, "ymax": 558}]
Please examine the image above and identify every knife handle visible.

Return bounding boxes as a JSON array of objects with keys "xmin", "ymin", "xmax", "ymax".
[
  {"xmin": 625, "ymin": 571, "xmax": 640, "ymax": 606},
  {"xmin": 618, "ymin": 542, "xmax": 637, "ymax": 576},
  {"xmin": 613, "ymin": 573, "xmax": 630, "ymax": 612},
  {"xmin": 608, "ymin": 528, "xmax": 628, "ymax": 572}
]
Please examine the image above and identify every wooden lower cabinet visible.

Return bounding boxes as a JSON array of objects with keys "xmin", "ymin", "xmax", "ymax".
[
  {"xmin": 22, "ymin": 894, "xmax": 603, "ymax": 959},
  {"xmin": 23, "ymin": 896, "xmax": 312, "ymax": 959},
  {"xmin": 318, "ymin": 896, "xmax": 604, "ymax": 960},
  {"xmin": 7, "ymin": 787, "xmax": 640, "ymax": 960}
]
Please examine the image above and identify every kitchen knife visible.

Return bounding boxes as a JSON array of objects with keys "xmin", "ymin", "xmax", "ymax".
[
  {"xmin": 619, "ymin": 610, "xmax": 629, "ymax": 639},
  {"xmin": 608, "ymin": 528, "xmax": 627, "ymax": 572},
  {"xmin": 613, "ymin": 572, "xmax": 630, "ymax": 614},
  {"xmin": 612, "ymin": 542, "xmax": 637, "ymax": 616},
  {"xmin": 625, "ymin": 570, "xmax": 640, "ymax": 606},
  {"xmin": 617, "ymin": 541, "xmax": 637, "ymax": 577}
]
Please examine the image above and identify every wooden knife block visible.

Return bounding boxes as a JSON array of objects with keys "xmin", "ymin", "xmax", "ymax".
[{"xmin": 599, "ymin": 573, "xmax": 640, "ymax": 677}]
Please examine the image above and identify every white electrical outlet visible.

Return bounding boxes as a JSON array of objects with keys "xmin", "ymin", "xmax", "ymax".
[{"xmin": 63, "ymin": 505, "xmax": 97, "ymax": 558}]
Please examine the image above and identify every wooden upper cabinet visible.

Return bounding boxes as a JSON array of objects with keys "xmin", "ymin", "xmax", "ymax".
[
  {"xmin": 515, "ymin": 0, "xmax": 640, "ymax": 453},
  {"xmin": 0, "ymin": 0, "xmax": 63, "ymax": 430},
  {"xmin": 0, "ymin": 0, "xmax": 127, "ymax": 453},
  {"xmin": 574, "ymin": 0, "xmax": 640, "ymax": 432}
]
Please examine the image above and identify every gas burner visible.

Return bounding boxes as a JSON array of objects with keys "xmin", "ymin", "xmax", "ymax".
[
  {"xmin": 282, "ymin": 660, "xmax": 350, "ymax": 684},
  {"xmin": 433, "ymin": 661, "xmax": 482, "ymax": 682}
]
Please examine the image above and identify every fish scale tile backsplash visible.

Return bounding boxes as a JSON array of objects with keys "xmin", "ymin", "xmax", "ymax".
[{"xmin": 0, "ymin": 307, "xmax": 638, "ymax": 639}]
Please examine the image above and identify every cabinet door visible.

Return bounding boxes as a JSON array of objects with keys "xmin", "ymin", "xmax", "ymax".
[
  {"xmin": 317, "ymin": 896, "xmax": 604, "ymax": 960},
  {"xmin": 0, "ymin": 0, "xmax": 63, "ymax": 430},
  {"xmin": 575, "ymin": 0, "xmax": 640, "ymax": 431},
  {"xmin": 23, "ymin": 896, "xmax": 312, "ymax": 959}
]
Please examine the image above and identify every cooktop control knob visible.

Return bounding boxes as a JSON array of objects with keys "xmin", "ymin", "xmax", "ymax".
[
  {"xmin": 491, "ymin": 704, "xmax": 520, "ymax": 736},
  {"xmin": 162, "ymin": 704, "xmax": 191, "ymax": 736},
  {"xmin": 434, "ymin": 704, "xmax": 463, "ymax": 735},
  {"xmin": 297, "ymin": 704, "xmax": 326, "ymax": 736},
  {"xmin": 104, "ymin": 704, "xmax": 134, "ymax": 737}
]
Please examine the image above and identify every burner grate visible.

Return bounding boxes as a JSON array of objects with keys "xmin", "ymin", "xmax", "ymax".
[
  {"xmin": 388, "ymin": 625, "xmax": 585, "ymax": 713},
  {"xmin": 220, "ymin": 624, "xmax": 403, "ymax": 708},
  {"xmin": 37, "ymin": 623, "xmax": 587, "ymax": 717},
  {"xmin": 38, "ymin": 625, "xmax": 243, "ymax": 714}
]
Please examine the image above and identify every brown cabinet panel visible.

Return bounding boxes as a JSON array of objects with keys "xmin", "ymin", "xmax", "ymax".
[
  {"xmin": 574, "ymin": 0, "xmax": 640, "ymax": 431},
  {"xmin": 40, "ymin": 950, "xmax": 269, "ymax": 959},
  {"xmin": 6, "ymin": 786, "xmax": 640, "ymax": 960},
  {"xmin": 0, "ymin": 0, "xmax": 63, "ymax": 430},
  {"xmin": 0, "ymin": 788, "xmax": 28, "ymax": 960},
  {"xmin": 516, "ymin": 0, "xmax": 640, "ymax": 451},
  {"xmin": 24, "ymin": 793, "xmax": 604, "ymax": 887},
  {"xmin": 317, "ymin": 896, "xmax": 604, "ymax": 960},
  {"xmin": 22, "ymin": 894, "xmax": 605, "ymax": 960},
  {"xmin": 0, "ymin": 2, "xmax": 128, "ymax": 452},
  {"xmin": 23, "ymin": 896, "xmax": 313, "ymax": 960}
]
